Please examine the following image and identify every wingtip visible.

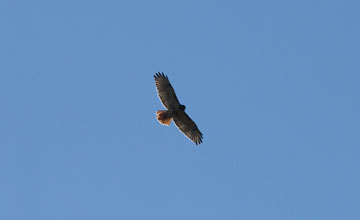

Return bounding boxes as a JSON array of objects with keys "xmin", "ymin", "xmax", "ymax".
[
  {"xmin": 154, "ymin": 72, "xmax": 160, "ymax": 79},
  {"xmin": 154, "ymin": 72, "xmax": 167, "ymax": 79},
  {"xmin": 196, "ymin": 135, "xmax": 203, "ymax": 145}
]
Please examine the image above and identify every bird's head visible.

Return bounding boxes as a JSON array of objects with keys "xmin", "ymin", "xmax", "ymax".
[{"xmin": 180, "ymin": 104, "xmax": 186, "ymax": 111}]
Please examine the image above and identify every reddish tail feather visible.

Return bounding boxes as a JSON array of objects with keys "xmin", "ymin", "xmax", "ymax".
[{"xmin": 156, "ymin": 110, "xmax": 172, "ymax": 126}]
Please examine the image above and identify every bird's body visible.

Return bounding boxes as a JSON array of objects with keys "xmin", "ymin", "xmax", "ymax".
[{"xmin": 154, "ymin": 72, "xmax": 203, "ymax": 145}]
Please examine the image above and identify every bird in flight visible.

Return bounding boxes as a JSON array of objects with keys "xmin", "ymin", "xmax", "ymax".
[{"xmin": 154, "ymin": 72, "xmax": 203, "ymax": 145}]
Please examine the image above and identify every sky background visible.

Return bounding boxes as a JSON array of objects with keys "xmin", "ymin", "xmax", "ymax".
[{"xmin": 1, "ymin": 0, "xmax": 359, "ymax": 219}]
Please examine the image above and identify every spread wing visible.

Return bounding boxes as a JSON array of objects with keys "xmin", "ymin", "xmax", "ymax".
[
  {"xmin": 154, "ymin": 72, "xmax": 180, "ymax": 109},
  {"xmin": 173, "ymin": 110, "xmax": 203, "ymax": 145}
]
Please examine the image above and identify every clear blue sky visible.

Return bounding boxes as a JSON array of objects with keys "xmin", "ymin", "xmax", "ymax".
[{"xmin": 1, "ymin": 0, "xmax": 359, "ymax": 219}]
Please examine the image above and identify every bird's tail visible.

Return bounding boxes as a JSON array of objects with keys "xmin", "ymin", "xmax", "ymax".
[{"xmin": 156, "ymin": 110, "xmax": 172, "ymax": 126}]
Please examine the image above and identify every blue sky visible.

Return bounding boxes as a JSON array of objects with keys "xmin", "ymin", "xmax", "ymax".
[{"xmin": 1, "ymin": 0, "xmax": 359, "ymax": 219}]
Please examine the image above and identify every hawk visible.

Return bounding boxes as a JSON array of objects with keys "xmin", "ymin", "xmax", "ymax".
[{"xmin": 154, "ymin": 72, "xmax": 203, "ymax": 145}]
